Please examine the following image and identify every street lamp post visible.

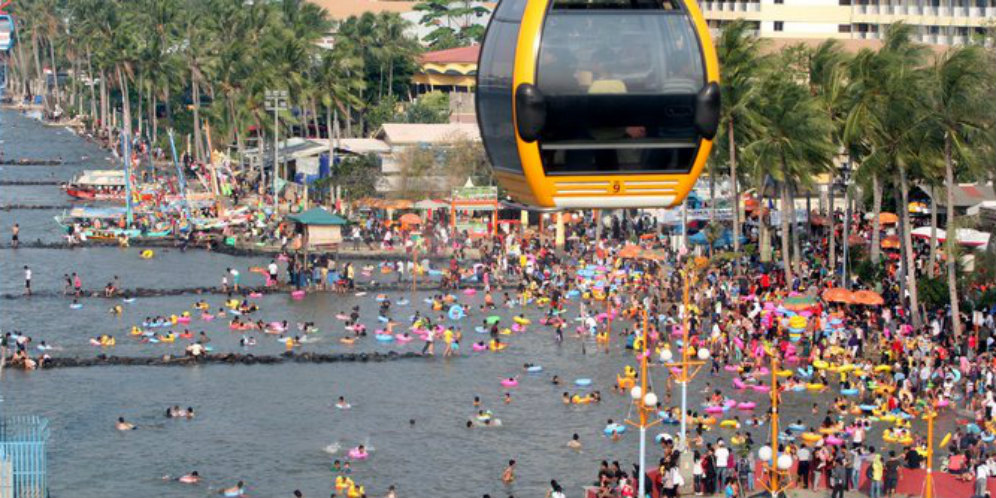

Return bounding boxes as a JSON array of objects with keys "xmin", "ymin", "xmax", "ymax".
[
  {"xmin": 923, "ymin": 408, "xmax": 936, "ymax": 498},
  {"xmin": 626, "ymin": 308, "xmax": 661, "ymax": 498},
  {"xmin": 660, "ymin": 266, "xmax": 707, "ymax": 452},
  {"xmin": 758, "ymin": 341, "xmax": 793, "ymax": 497},
  {"xmin": 265, "ymin": 90, "xmax": 289, "ymax": 213}
]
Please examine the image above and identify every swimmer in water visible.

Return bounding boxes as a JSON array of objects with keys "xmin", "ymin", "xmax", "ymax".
[
  {"xmin": 116, "ymin": 417, "xmax": 136, "ymax": 431},
  {"xmin": 503, "ymin": 393, "xmax": 512, "ymax": 404},
  {"xmin": 336, "ymin": 396, "xmax": 351, "ymax": 409},
  {"xmin": 502, "ymin": 459, "xmax": 516, "ymax": 484},
  {"xmin": 562, "ymin": 392, "xmax": 571, "ymax": 405},
  {"xmin": 219, "ymin": 481, "xmax": 245, "ymax": 496},
  {"xmin": 568, "ymin": 433, "xmax": 582, "ymax": 451},
  {"xmin": 177, "ymin": 471, "xmax": 200, "ymax": 484},
  {"xmin": 473, "ymin": 396, "xmax": 481, "ymax": 407},
  {"xmin": 552, "ymin": 375, "xmax": 561, "ymax": 385}
]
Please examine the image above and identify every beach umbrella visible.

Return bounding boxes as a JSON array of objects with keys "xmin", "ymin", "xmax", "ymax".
[
  {"xmin": 637, "ymin": 249, "xmax": 670, "ymax": 261},
  {"xmin": 851, "ymin": 290, "xmax": 884, "ymax": 306},
  {"xmin": 821, "ymin": 287, "xmax": 854, "ymax": 304},
  {"xmin": 783, "ymin": 295, "xmax": 818, "ymax": 312},
  {"xmin": 618, "ymin": 244, "xmax": 642, "ymax": 259},
  {"xmin": 880, "ymin": 235, "xmax": 900, "ymax": 250},
  {"xmin": 399, "ymin": 213, "xmax": 422, "ymax": 225},
  {"xmin": 879, "ymin": 212, "xmax": 899, "ymax": 225}
]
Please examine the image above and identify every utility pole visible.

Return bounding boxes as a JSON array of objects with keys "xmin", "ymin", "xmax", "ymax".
[{"xmin": 265, "ymin": 89, "xmax": 288, "ymax": 214}]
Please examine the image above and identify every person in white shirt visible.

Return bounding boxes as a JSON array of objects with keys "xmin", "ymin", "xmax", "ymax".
[
  {"xmin": 23, "ymin": 266, "xmax": 31, "ymax": 296},
  {"xmin": 714, "ymin": 439, "xmax": 730, "ymax": 491},
  {"xmin": 976, "ymin": 462, "xmax": 990, "ymax": 496}
]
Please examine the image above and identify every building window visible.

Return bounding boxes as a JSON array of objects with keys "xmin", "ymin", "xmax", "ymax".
[
  {"xmin": 839, "ymin": 0, "xmax": 852, "ymax": 5},
  {"xmin": 774, "ymin": 21, "xmax": 784, "ymax": 31},
  {"xmin": 774, "ymin": 0, "xmax": 783, "ymax": 4},
  {"xmin": 838, "ymin": 24, "xmax": 853, "ymax": 32}
]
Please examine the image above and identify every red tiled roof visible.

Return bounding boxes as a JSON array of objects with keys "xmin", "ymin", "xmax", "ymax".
[{"xmin": 420, "ymin": 45, "xmax": 481, "ymax": 64}]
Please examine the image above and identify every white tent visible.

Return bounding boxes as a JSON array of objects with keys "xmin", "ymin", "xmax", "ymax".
[{"xmin": 911, "ymin": 227, "xmax": 991, "ymax": 248}]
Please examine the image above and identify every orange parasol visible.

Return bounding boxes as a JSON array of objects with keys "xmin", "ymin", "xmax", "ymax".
[
  {"xmin": 399, "ymin": 213, "xmax": 422, "ymax": 225},
  {"xmin": 880, "ymin": 235, "xmax": 900, "ymax": 250},
  {"xmin": 879, "ymin": 212, "xmax": 899, "ymax": 225},
  {"xmin": 618, "ymin": 244, "xmax": 642, "ymax": 259},
  {"xmin": 637, "ymin": 249, "xmax": 670, "ymax": 262},
  {"xmin": 822, "ymin": 287, "xmax": 854, "ymax": 304},
  {"xmin": 851, "ymin": 290, "xmax": 884, "ymax": 306}
]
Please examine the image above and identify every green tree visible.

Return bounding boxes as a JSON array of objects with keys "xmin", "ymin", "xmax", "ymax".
[
  {"xmin": 844, "ymin": 23, "xmax": 929, "ymax": 326},
  {"xmin": 922, "ymin": 45, "xmax": 995, "ymax": 339},
  {"xmin": 746, "ymin": 65, "xmax": 835, "ymax": 283},
  {"xmin": 415, "ymin": 0, "xmax": 490, "ymax": 49},
  {"xmin": 714, "ymin": 20, "xmax": 766, "ymax": 257},
  {"xmin": 804, "ymin": 40, "xmax": 851, "ymax": 272}
]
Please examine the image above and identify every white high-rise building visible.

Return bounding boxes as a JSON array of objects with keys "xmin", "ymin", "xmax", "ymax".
[{"xmin": 701, "ymin": 0, "xmax": 996, "ymax": 45}]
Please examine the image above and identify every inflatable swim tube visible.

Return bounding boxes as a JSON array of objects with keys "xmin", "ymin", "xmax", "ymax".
[{"xmin": 604, "ymin": 423, "xmax": 626, "ymax": 436}]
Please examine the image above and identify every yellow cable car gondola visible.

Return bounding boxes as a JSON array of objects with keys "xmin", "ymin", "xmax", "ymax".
[{"xmin": 477, "ymin": 0, "xmax": 720, "ymax": 208}]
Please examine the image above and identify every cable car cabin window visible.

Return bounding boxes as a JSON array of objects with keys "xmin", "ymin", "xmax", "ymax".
[
  {"xmin": 494, "ymin": 0, "xmax": 530, "ymax": 21},
  {"xmin": 536, "ymin": 12, "xmax": 706, "ymax": 174},
  {"xmin": 478, "ymin": 19, "xmax": 525, "ymax": 174}
]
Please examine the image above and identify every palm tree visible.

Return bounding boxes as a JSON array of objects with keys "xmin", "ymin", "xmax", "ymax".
[
  {"xmin": 180, "ymin": 0, "xmax": 220, "ymax": 162},
  {"xmin": 715, "ymin": 20, "xmax": 765, "ymax": 257},
  {"xmin": 804, "ymin": 40, "xmax": 851, "ymax": 273},
  {"xmin": 922, "ymin": 45, "xmax": 994, "ymax": 340},
  {"xmin": 844, "ymin": 23, "xmax": 929, "ymax": 327},
  {"xmin": 316, "ymin": 38, "xmax": 365, "ymax": 172},
  {"xmin": 746, "ymin": 65, "xmax": 835, "ymax": 283}
]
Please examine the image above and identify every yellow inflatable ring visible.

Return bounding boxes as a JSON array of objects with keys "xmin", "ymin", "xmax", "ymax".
[
  {"xmin": 801, "ymin": 432, "xmax": 822, "ymax": 443},
  {"xmin": 940, "ymin": 433, "xmax": 952, "ymax": 448}
]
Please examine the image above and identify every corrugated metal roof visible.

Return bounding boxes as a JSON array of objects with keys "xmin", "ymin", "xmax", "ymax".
[{"xmin": 375, "ymin": 123, "xmax": 481, "ymax": 145}]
